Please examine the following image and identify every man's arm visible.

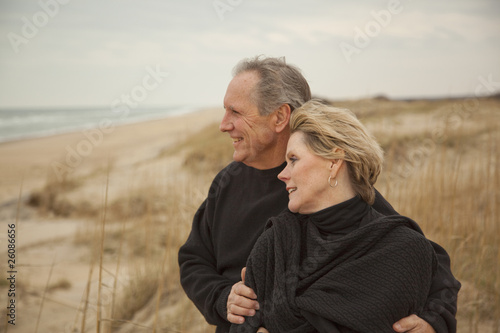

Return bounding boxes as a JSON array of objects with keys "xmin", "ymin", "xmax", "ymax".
[
  {"xmin": 393, "ymin": 239, "xmax": 460, "ymax": 333},
  {"xmin": 412, "ymin": 239, "xmax": 460, "ymax": 332},
  {"xmin": 178, "ymin": 199, "xmax": 233, "ymax": 326},
  {"xmin": 373, "ymin": 189, "xmax": 460, "ymax": 332}
]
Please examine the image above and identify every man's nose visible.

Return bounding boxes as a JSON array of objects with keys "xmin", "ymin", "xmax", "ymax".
[{"xmin": 219, "ymin": 111, "xmax": 233, "ymax": 132}]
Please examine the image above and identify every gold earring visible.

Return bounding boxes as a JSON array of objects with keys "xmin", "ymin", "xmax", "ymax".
[{"xmin": 328, "ymin": 175, "xmax": 338, "ymax": 188}]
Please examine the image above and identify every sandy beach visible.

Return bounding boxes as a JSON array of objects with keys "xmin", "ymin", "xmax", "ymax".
[
  {"xmin": 1, "ymin": 106, "xmax": 222, "ymax": 333},
  {"xmin": 0, "ymin": 107, "xmax": 222, "ymax": 203}
]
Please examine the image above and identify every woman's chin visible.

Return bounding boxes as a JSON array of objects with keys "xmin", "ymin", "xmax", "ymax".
[{"xmin": 288, "ymin": 204, "xmax": 299, "ymax": 213}]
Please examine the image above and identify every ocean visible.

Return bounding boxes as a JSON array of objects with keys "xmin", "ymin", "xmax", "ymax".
[{"xmin": 0, "ymin": 105, "xmax": 200, "ymax": 143}]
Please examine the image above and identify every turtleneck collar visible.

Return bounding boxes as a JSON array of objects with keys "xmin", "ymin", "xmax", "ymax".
[{"xmin": 297, "ymin": 195, "xmax": 371, "ymax": 236}]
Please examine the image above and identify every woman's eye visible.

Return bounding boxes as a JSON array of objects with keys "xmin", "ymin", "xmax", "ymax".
[{"xmin": 290, "ymin": 157, "xmax": 297, "ymax": 164}]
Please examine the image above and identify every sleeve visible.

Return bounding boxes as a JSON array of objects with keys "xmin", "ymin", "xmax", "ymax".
[
  {"xmin": 419, "ymin": 240, "xmax": 461, "ymax": 333},
  {"xmin": 178, "ymin": 195, "xmax": 233, "ymax": 326},
  {"xmin": 228, "ymin": 231, "xmax": 269, "ymax": 333},
  {"xmin": 373, "ymin": 190, "xmax": 461, "ymax": 332}
]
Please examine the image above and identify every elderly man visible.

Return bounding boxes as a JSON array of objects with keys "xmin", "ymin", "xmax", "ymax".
[{"xmin": 178, "ymin": 56, "xmax": 460, "ymax": 333}]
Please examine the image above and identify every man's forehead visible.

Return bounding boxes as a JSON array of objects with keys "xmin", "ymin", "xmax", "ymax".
[{"xmin": 231, "ymin": 71, "xmax": 260, "ymax": 92}]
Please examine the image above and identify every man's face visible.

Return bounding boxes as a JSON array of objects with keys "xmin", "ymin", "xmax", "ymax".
[{"xmin": 220, "ymin": 71, "xmax": 279, "ymax": 169}]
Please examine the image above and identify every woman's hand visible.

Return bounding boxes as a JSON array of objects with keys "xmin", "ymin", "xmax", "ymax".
[{"xmin": 257, "ymin": 327, "xmax": 269, "ymax": 333}]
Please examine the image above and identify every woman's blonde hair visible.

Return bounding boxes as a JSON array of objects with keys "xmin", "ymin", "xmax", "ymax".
[{"xmin": 290, "ymin": 100, "xmax": 384, "ymax": 204}]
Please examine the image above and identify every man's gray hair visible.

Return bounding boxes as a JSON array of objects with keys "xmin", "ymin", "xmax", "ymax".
[{"xmin": 232, "ymin": 56, "xmax": 311, "ymax": 116}]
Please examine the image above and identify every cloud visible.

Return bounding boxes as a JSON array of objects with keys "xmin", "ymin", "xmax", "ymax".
[
  {"xmin": 384, "ymin": 10, "xmax": 500, "ymax": 42},
  {"xmin": 0, "ymin": 0, "xmax": 498, "ymax": 107}
]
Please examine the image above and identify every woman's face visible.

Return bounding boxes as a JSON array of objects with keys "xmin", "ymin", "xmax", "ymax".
[{"xmin": 278, "ymin": 131, "xmax": 334, "ymax": 214}]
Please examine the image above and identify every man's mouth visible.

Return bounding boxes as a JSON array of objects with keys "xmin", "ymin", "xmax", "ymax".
[
  {"xmin": 288, "ymin": 188, "xmax": 297, "ymax": 194},
  {"xmin": 232, "ymin": 138, "xmax": 243, "ymax": 144}
]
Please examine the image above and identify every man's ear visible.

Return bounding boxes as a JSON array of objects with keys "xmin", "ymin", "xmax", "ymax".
[{"xmin": 273, "ymin": 104, "xmax": 291, "ymax": 133}]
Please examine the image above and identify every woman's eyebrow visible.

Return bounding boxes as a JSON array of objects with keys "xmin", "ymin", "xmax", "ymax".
[{"xmin": 285, "ymin": 151, "xmax": 295, "ymax": 159}]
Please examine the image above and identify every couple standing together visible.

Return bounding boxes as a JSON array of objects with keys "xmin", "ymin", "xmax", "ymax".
[{"xmin": 178, "ymin": 56, "xmax": 460, "ymax": 333}]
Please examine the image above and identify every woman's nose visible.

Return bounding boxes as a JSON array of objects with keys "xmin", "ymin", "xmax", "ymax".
[{"xmin": 277, "ymin": 166, "xmax": 289, "ymax": 182}]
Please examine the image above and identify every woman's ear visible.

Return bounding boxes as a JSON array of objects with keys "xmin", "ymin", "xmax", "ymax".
[
  {"xmin": 329, "ymin": 149, "xmax": 345, "ymax": 177},
  {"xmin": 329, "ymin": 159, "xmax": 344, "ymax": 176}
]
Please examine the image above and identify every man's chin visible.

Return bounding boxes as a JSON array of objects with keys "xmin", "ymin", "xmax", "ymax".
[
  {"xmin": 233, "ymin": 152, "xmax": 264, "ymax": 169},
  {"xmin": 234, "ymin": 155, "xmax": 255, "ymax": 168},
  {"xmin": 232, "ymin": 151, "xmax": 246, "ymax": 163}
]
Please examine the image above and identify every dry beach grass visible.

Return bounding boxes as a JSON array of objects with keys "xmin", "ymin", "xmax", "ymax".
[{"xmin": 0, "ymin": 97, "xmax": 498, "ymax": 332}]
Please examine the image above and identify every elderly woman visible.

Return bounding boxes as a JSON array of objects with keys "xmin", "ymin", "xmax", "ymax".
[{"xmin": 230, "ymin": 100, "xmax": 437, "ymax": 333}]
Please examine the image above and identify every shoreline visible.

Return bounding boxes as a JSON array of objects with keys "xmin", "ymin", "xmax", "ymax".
[
  {"xmin": 0, "ymin": 106, "xmax": 222, "ymax": 204},
  {"xmin": 0, "ymin": 105, "xmax": 213, "ymax": 145}
]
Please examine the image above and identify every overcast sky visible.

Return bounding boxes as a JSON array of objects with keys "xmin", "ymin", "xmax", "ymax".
[{"xmin": 0, "ymin": 0, "xmax": 499, "ymax": 109}]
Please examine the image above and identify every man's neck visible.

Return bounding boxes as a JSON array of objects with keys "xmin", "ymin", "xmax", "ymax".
[
  {"xmin": 243, "ymin": 150, "xmax": 286, "ymax": 170},
  {"xmin": 243, "ymin": 132, "xmax": 289, "ymax": 170},
  {"xmin": 245, "ymin": 159, "xmax": 286, "ymax": 171}
]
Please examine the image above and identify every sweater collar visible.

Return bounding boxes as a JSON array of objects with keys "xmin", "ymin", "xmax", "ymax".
[
  {"xmin": 240, "ymin": 161, "xmax": 286, "ymax": 178},
  {"xmin": 297, "ymin": 195, "xmax": 371, "ymax": 235}
]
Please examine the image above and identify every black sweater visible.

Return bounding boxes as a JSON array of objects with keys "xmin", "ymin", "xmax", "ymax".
[
  {"xmin": 178, "ymin": 161, "xmax": 460, "ymax": 333},
  {"xmin": 230, "ymin": 196, "xmax": 436, "ymax": 332}
]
